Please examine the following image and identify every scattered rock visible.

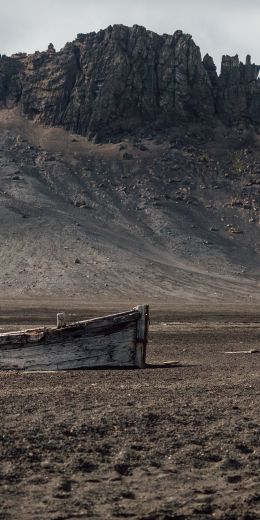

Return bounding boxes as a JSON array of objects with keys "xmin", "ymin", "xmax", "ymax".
[
  {"xmin": 210, "ymin": 226, "xmax": 218, "ymax": 232},
  {"xmin": 122, "ymin": 152, "xmax": 133, "ymax": 161},
  {"xmin": 114, "ymin": 463, "xmax": 132, "ymax": 476},
  {"xmin": 77, "ymin": 460, "xmax": 97, "ymax": 473},
  {"xmin": 226, "ymin": 224, "xmax": 244, "ymax": 234}
]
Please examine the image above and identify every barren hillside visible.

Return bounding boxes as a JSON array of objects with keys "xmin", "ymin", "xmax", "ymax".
[{"xmin": 0, "ymin": 108, "xmax": 260, "ymax": 301}]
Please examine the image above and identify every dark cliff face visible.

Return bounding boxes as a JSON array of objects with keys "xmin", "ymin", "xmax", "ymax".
[
  {"xmin": 1, "ymin": 24, "xmax": 260, "ymax": 138},
  {"xmin": 217, "ymin": 54, "xmax": 260, "ymax": 125}
]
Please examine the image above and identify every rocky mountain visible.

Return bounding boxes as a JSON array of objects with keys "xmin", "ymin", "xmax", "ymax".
[
  {"xmin": 0, "ymin": 26, "xmax": 260, "ymax": 303},
  {"xmin": 0, "ymin": 25, "xmax": 260, "ymax": 140}
]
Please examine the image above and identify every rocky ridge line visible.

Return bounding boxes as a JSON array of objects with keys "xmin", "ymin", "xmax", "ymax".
[{"xmin": 0, "ymin": 24, "xmax": 260, "ymax": 140}]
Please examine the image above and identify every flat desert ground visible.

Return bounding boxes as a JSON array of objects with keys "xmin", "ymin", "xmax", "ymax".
[{"xmin": 0, "ymin": 301, "xmax": 259, "ymax": 520}]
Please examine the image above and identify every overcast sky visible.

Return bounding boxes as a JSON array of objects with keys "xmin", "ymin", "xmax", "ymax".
[{"xmin": 0, "ymin": 0, "xmax": 259, "ymax": 68}]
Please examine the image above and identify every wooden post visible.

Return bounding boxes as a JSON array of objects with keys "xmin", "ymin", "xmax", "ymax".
[
  {"xmin": 57, "ymin": 312, "xmax": 66, "ymax": 329},
  {"xmin": 134, "ymin": 304, "xmax": 149, "ymax": 368}
]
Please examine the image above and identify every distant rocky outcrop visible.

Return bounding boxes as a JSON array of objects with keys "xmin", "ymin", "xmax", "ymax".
[
  {"xmin": 0, "ymin": 25, "xmax": 260, "ymax": 139},
  {"xmin": 217, "ymin": 54, "xmax": 260, "ymax": 125}
]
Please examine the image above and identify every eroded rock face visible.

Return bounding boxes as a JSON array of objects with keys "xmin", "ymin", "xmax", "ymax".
[
  {"xmin": 217, "ymin": 54, "xmax": 260, "ymax": 125},
  {"xmin": 0, "ymin": 24, "xmax": 260, "ymax": 138},
  {"xmin": 0, "ymin": 55, "xmax": 23, "ymax": 108}
]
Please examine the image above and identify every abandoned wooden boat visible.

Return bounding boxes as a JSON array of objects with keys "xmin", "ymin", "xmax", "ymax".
[{"xmin": 0, "ymin": 305, "xmax": 149, "ymax": 371}]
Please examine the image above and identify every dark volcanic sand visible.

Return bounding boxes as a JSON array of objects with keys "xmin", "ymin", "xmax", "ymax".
[{"xmin": 0, "ymin": 306, "xmax": 259, "ymax": 520}]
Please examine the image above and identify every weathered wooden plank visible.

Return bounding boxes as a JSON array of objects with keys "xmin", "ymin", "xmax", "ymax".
[
  {"xmin": 0, "ymin": 321, "xmax": 136, "ymax": 354},
  {"xmin": 64, "ymin": 310, "xmax": 140, "ymax": 332},
  {"xmin": 0, "ymin": 310, "xmax": 140, "ymax": 346},
  {"xmin": 0, "ymin": 323, "xmax": 136, "ymax": 360},
  {"xmin": 0, "ymin": 322, "xmax": 137, "ymax": 371}
]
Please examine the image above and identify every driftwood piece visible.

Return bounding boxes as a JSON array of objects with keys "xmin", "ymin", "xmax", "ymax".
[
  {"xmin": 225, "ymin": 349, "xmax": 259, "ymax": 355},
  {"xmin": 159, "ymin": 360, "xmax": 180, "ymax": 366},
  {"xmin": 0, "ymin": 306, "xmax": 149, "ymax": 371}
]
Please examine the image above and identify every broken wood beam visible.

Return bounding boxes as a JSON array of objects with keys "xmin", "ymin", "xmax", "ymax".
[{"xmin": 134, "ymin": 304, "xmax": 149, "ymax": 368}]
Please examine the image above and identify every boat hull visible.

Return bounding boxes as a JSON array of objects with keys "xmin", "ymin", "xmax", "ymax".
[{"xmin": 0, "ymin": 306, "xmax": 149, "ymax": 371}]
